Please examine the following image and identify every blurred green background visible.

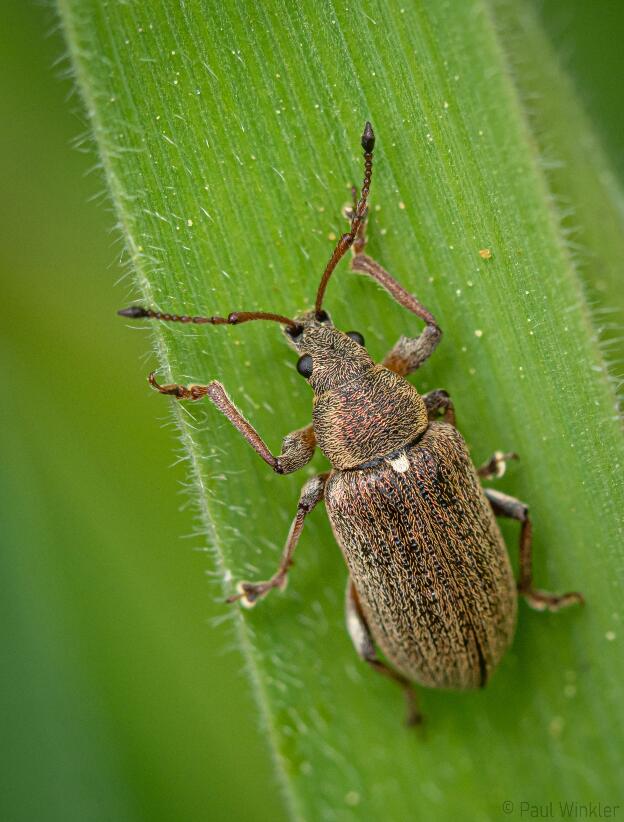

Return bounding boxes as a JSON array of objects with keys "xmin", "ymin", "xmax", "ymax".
[
  {"xmin": 2, "ymin": 3, "xmax": 622, "ymax": 821},
  {"xmin": 3, "ymin": 3, "xmax": 280, "ymax": 821}
]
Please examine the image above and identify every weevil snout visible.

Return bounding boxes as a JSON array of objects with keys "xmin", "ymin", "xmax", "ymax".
[{"xmin": 286, "ymin": 317, "xmax": 374, "ymax": 394}]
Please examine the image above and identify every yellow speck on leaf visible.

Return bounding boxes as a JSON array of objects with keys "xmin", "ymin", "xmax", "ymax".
[{"xmin": 479, "ymin": 248, "xmax": 492, "ymax": 260}]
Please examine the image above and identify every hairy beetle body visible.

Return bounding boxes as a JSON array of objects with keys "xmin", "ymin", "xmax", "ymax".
[
  {"xmin": 121, "ymin": 122, "xmax": 583, "ymax": 724},
  {"xmin": 325, "ymin": 422, "xmax": 517, "ymax": 690}
]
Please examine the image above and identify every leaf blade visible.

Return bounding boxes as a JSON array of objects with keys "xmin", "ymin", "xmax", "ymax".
[{"xmin": 60, "ymin": 0, "xmax": 624, "ymax": 817}]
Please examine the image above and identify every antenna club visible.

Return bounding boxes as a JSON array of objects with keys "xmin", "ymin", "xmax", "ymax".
[
  {"xmin": 361, "ymin": 121, "xmax": 375, "ymax": 153},
  {"xmin": 118, "ymin": 305, "xmax": 149, "ymax": 318}
]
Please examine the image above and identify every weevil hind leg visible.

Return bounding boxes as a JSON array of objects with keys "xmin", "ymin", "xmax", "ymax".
[
  {"xmin": 227, "ymin": 473, "xmax": 328, "ymax": 607},
  {"xmin": 484, "ymin": 488, "xmax": 584, "ymax": 612},
  {"xmin": 345, "ymin": 579, "xmax": 423, "ymax": 726}
]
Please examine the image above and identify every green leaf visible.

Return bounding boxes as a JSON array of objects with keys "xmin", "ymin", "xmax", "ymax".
[
  {"xmin": 493, "ymin": 0, "xmax": 624, "ymax": 389},
  {"xmin": 59, "ymin": 1, "xmax": 624, "ymax": 818}
]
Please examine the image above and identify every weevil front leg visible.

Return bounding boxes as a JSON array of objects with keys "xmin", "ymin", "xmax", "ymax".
[
  {"xmin": 148, "ymin": 373, "xmax": 315, "ymax": 474},
  {"xmin": 484, "ymin": 488, "xmax": 585, "ymax": 612},
  {"xmin": 227, "ymin": 473, "xmax": 328, "ymax": 607},
  {"xmin": 345, "ymin": 579, "xmax": 422, "ymax": 726},
  {"xmin": 346, "ymin": 216, "xmax": 441, "ymax": 376}
]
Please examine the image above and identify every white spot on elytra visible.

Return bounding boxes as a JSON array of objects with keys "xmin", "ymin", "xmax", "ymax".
[{"xmin": 388, "ymin": 453, "xmax": 410, "ymax": 473}]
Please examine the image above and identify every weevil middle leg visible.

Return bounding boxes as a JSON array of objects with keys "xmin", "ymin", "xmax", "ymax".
[
  {"xmin": 477, "ymin": 451, "xmax": 519, "ymax": 480},
  {"xmin": 484, "ymin": 488, "xmax": 585, "ymax": 612},
  {"xmin": 345, "ymin": 580, "xmax": 423, "ymax": 726},
  {"xmin": 148, "ymin": 373, "xmax": 315, "ymax": 474},
  {"xmin": 227, "ymin": 473, "xmax": 328, "ymax": 607}
]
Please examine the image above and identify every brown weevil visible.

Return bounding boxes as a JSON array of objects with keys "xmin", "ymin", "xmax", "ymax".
[{"xmin": 119, "ymin": 122, "xmax": 583, "ymax": 725}]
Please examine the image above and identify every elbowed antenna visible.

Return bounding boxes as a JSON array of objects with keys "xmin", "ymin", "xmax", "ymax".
[
  {"xmin": 314, "ymin": 121, "xmax": 375, "ymax": 316},
  {"xmin": 117, "ymin": 305, "xmax": 302, "ymax": 331}
]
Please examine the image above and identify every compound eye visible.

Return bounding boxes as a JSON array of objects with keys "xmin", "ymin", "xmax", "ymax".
[
  {"xmin": 296, "ymin": 354, "xmax": 313, "ymax": 378},
  {"xmin": 346, "ymin": 330, "xmax": 365, "ymax": 347},
  {"xmin": 315, "ymin": 310, "xmax": 329, "ymax": 322}
]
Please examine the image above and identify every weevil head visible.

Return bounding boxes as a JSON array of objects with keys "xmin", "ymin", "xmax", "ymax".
[
  {"xmin": 283, "ymin": 310, "xmax": 374, "ymax": 394},
  {"xmin": 284, "ymin": 310, "xmax": 428, "ymax": 470}
]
